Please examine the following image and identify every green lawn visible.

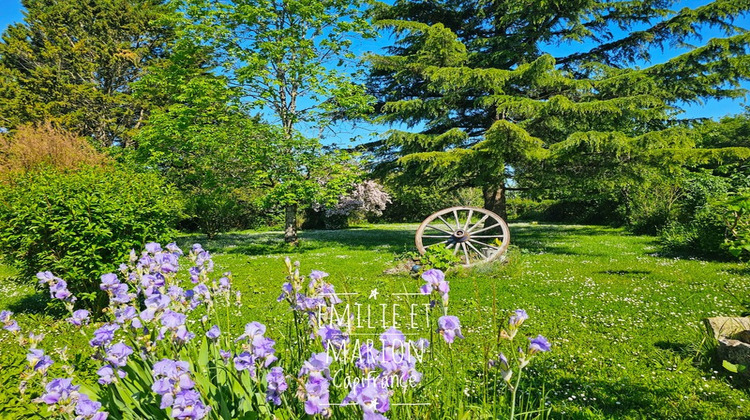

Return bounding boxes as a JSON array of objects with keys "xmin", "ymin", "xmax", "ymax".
[{"xmin": 1, "ymin": 223, "xmax": 749, "ymax": 419}]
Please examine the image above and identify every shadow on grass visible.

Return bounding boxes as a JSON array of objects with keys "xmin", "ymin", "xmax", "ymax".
[
  {"xmin": 597, "ymin": 270, "xmax": 652, "ymax": 276},
  {"xmin": 5, "ymin": 292, "xmax": 59, "ymax": 316},
  {"xmin": 177, "ymin": 226, "xmax": 416, "ymax": 256},
  {"xmin": 177, "ymin": 223, "xmax": 625, "ymax": 258},
  {"xmin": 721, "ymin": 267, "xmax": 750, "ymax": 277},
  {"xmin": 542, "ymin": 376, "xmax": 712, "ymax": 420},
  {"xmin": 510, "ymin": 224, "xmax": 619, "ymax": 256}
]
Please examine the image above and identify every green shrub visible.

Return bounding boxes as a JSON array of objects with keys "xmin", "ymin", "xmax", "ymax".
[
  {"xmin": 659, "ymin": 217, "xmax": 726, "ymax": 257},
  {"xmin": 180, "ymin": 188, "xmax": 270, "ymax": 238},
  {"xmin": 717, "ymin": 192, "xmax": 750, "ymax": 260},
  {"xmin": 0, "ymin": 166, "xmax": 183, "ymax": 308},
  {"xmin": 658, "ymin": 194, "xmax": 749, "ymax": 259}
]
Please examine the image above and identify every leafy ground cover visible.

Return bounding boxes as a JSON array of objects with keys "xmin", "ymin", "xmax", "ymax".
[{"xmin": 1, "ymin": 223, "xmax": 749, "ymax": 419}]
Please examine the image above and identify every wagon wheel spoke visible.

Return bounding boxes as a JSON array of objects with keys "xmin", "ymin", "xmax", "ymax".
[
  {"xmin": 424, "ymin": 240, "xmax": 449, "ymax": 248},
  {"xmin": 437, "ymin": 215, "xmax": 455, "ymax": 232},
  {"xmin": 426, "ymin": 225, "xmax": 454, "ymax": 235},
  {"xmin": 462, "ymin": 209, "xmax": 473, "ymax": 231},
  {"xmin": 470, "ymin": 222, "xmax": 503, "ymax": 235},
  {"xmin": 469, "ymin": 238, "xmax": 500, "ymax": 250},
  {"xmin": 467, "ymin": 214, "xmax": 490, "ymax": 233},
  {"xmin": 416, "ymin": 206, "xmax": 510, "ymax": 267},
  {"xmin": 466, "ymin": 241, "xmax": 486, "ymax": 260}
]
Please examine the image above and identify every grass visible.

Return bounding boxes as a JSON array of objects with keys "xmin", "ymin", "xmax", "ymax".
[{"xmin": 1, "ymin": 223, "xmax": 749, "ymax": 419}]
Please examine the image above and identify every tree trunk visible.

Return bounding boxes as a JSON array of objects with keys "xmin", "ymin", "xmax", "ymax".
[
  {"xmin": 483, "ymin": 184, "xmax": 507, "ymax": 219},
  {"xmin": 284, "ymin": 203, "xmax": 298, "ymax": 243}
]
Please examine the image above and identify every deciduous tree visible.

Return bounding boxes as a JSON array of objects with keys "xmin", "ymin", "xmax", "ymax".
[{"xmin": 178, "ymin": 0, "xmax": 375, "ymax": 242}]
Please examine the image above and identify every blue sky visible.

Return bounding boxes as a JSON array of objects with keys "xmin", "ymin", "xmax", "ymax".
[{"xmin": 0, "ymin": 0, "xmax": 748, "ymax": 145}]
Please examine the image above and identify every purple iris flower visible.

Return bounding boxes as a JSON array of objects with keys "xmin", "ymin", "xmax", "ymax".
[
  {"xmin": 99, "ymin": 273, "xmax": 120, "ymax": 291},
  {"xmin": 146, "ymin": 294, "xmax": 171, "ymax": 310},
  {"xmin": 380, "ymin": 327, "xmax": 406, "ymax": 349},
  {"xmin": 438, "ymin": 316, "xmax": 465, "ymax": 344},
  {"xmin": 238, "ymin": 321, "xmax": 266, "ymax": 341},
  {"xmin": 299, "ymin": 352, "xmax": 331, "ymax": 379},
  {"xmin": 140, "ymin": 294, "xmax": 171, "ymax": 321},
  {"xmin": 90, "ymin": 324, "xmax": 119, "ymax": 347},
  {"xmin": 36, "ymin": 271, "xmax": 57, "ymax": 285},
  {"xmin": 419, "ymin": 269, "xmax": 450, "ymax": 301},
  {"xmin": 27, "ymin": 349, "xmax": 53, "ymax": 372},
  {"xmin": 173, "ymin": 326, "xmax": 195, "ymax": 343},
  {"xmin": 278, "ymin": 282, "xmax": 294, "ymax": 302},
  {"xmin": 110, "ymin": 284, "xmax": 132, "ymax": 304},
  {"xmin": 152, "ymin": 359, "xmax": 196, "ymax": 409},
  {"xmin": 171, "ymin": 389, "xmax": 210, "ymax": 420},
  {"xmin": 166, "ymin": 242, "xmax": 183, "ymax": 255},
  {"xmin": 40, "ymin": 378, "xmax": 79, "ymax": 405},
  {"xmin": 319, "ymin": 283, "xmax": 342, "ymax": 304},
  {"xmin": 192, "ymin": 284, "xmax": 210, "ymax": 302},
  {"xmin": 317, "ymin": 325, "xmax": 349, "ymax": 350},
  {"xmin": 0, "ymin": 310, "xmax": 11, "ymax": 323},
  {"xmin": 528, "ymin": 335, "xmax": 551, "ymax": 354},
  {"xmin": 252, "ymin": 336, "xmax": 278, "ymax": 367},
  {"xmin": 509, "ymin": 309, "xmax": 528, "ymax": 328},
  {"xmin": 1, "ymin": 310, "xmax": 20, "ymax": 333},
  {"xmin": 219, "ymin": 350, "xmax": 231, "ymax": 362},
  {"xmin": 167, "ymin": 285, "xmax": 185, "ymax": 300},
  {"xmin": 160, "ymin": 310, "xmax": 186, "ymax": 329},
  {"xmin": 49, "ymin": 279, "xmax": 73, "ymax": 301},
  {"xmin": 105, "ymin": 342, "xmax": 133, "ymax": 367},
  {"xmin": 217, "ymin": 276, "xmax": 231, "ymax": 291},
  {"xmin": 75, "ymin": 394, "xmax": 105, "ymax": 418},
  {"xmin": 145, "ymin": 242, "xmax": 162, "ymax": 254},
  {"xmin": 343, "ymin": 380, "xmax": 391, "ymax": 419},
  {"xmin": 114, "ymin": 306, "xmax": 137, "ymax": 325},
  {"xmin": 67, "ymin": 309, "xmax": 90, "ymax": 327},
  {"xmin": 233, "ymin": 352, "xmax": 256, "ymax": 374},
  {"xmin": 155, "ymin": 252, "xmax": 178, "ymax": 273},
  {"xmin": 422, "ymin": 268, "xmax": 444, "ymax": 282},
  {"xmin": 206, "ymin": 325, "xmax": 220, "ymax": 340},
  {"xmin": 152, "ymin": 377, "xmax": 173, "ymax": 396},
  {"xmin": 266, "ymin": 367, "xmax": 288, "ymax": 406},
  {"xmin": 97, "ymin": 366, "xmax": 114, "ymax": 385},
  {"xmin": 411, "ymin": 338, "xmax": 430, "ymax": 351},
  {"xmin": 499, "ymin": 352, "xmax": 509, "ymax": 368},
  {"xmin": 97, "ymin": 365, "xmax": 125, "ymax": 385},
  {"xmin": 303, "ymin": 375, "xmax": 331, "ymax": 416},
  {"xmin": 309, "ymin": 270, "xmax": 329, "ymax": 281},
  {"xmin": 355, "ymin": 344, "xmax": 381, "ymax": 372},
  {"xmin": 379, "ymin": 349, "xmax": 422, "ymax": 385},
  {"xmin": 188, "ymin": 266, "xmax": 201, "ymax": 283}
]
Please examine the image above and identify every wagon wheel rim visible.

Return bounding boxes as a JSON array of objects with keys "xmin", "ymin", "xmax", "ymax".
[{"xmin": 415, "ymin": 206, "xmax": 510, "ymax": 267}]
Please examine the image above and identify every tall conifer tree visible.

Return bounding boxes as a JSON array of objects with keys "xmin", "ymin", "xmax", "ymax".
[
  {"xmin": 0, "ymin": 0, "xmax": 175, "ymax": 146},
  {"xmin": 368, "ymin": 0, "xmax": 750, "ymax": 217}
]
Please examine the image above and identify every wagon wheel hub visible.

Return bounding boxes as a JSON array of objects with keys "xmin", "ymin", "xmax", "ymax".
[
  {"xmin": 452, "ymin": 230, "xmax": 469, "ymax": 242},
  {"xmin": 415, "ymin": 206, "xmax": 510, "ymax": 267}
]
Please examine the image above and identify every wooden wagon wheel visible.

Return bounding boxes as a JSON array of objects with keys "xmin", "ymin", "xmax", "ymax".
[{"xmin": 415, "ymin": 206, "xmax": 510, "ymax": 267}]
